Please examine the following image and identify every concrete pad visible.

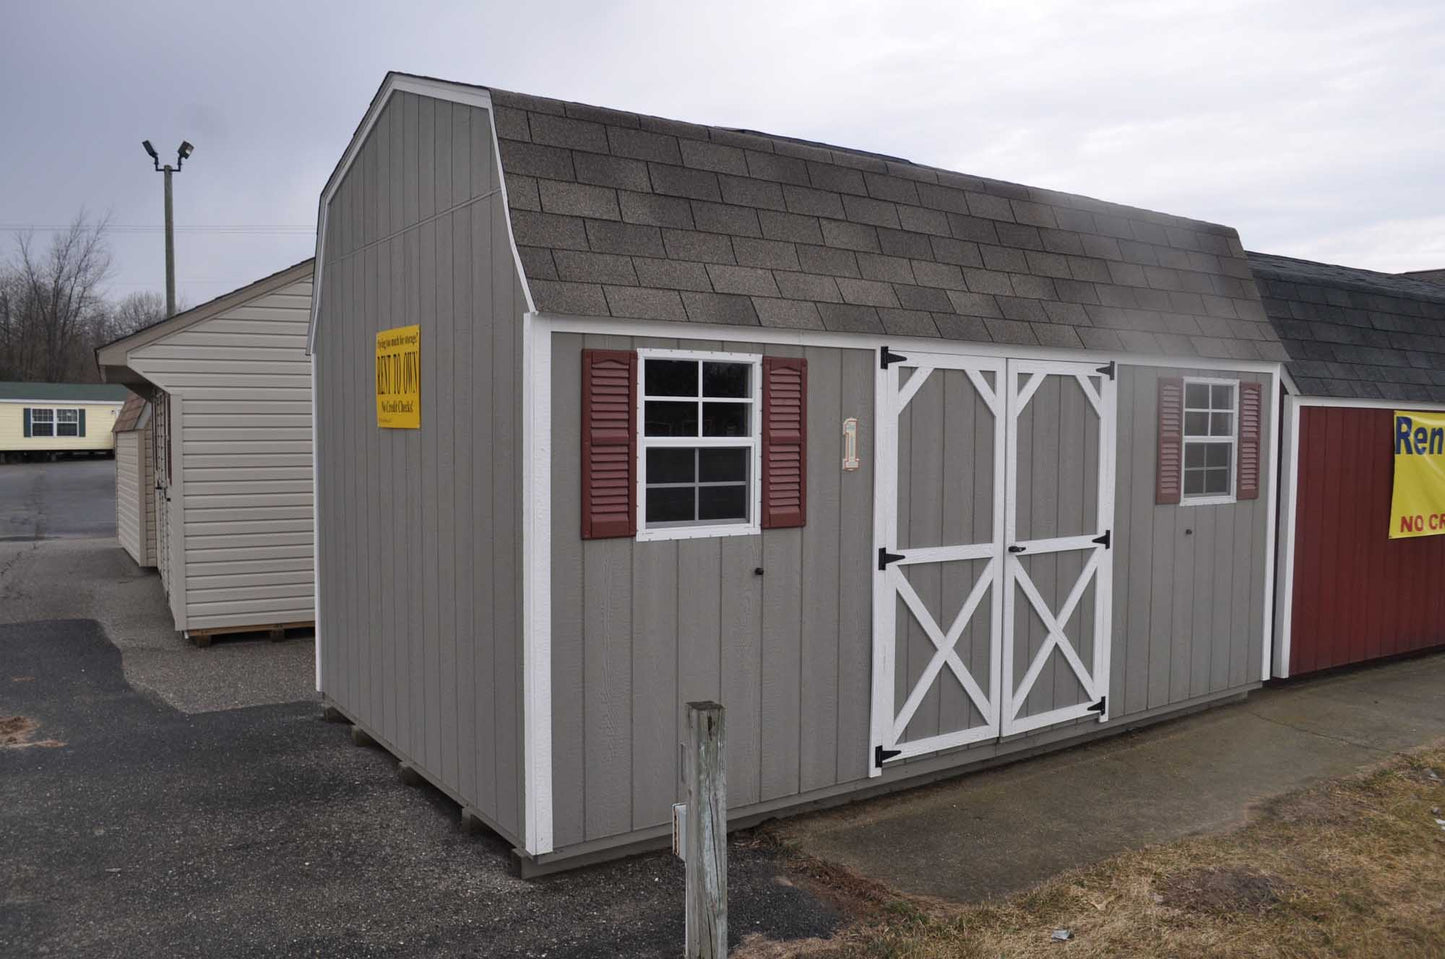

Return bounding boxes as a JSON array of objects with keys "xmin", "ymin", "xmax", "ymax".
[{"xmin": 783, "ymin": 652, "xmax": 1445, "ymax": 903}]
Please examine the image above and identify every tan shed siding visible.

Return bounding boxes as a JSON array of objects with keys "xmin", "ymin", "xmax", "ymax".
[
  {"xmin": 116, "ymin": 432, "xmax": 144, "ymax": 562},
  {"xmin": 315, "ymin": 93, "xmax": 527, "ymax": 846},
  {"xmin": 142, "ymin": 426, "xmax": 157, "ymax": 566},
  {"xmin": 0, "ymin": 401, "xmax": 123, "ymax": 451},
  {"xmin": 129, "ymin": 278, "xmax": 315, "ymax": 632}
]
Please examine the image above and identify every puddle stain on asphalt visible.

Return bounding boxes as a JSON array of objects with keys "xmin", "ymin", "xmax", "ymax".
[{"xmin": 0, "ymin": 714, "xmax": 64, "ymax": 749}]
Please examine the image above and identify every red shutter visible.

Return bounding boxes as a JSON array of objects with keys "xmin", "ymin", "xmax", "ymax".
[
  {"xmin": 581, "ymin": 349, "xmax": 637, "ymax": 539},
  {"xmin": 1237, "ymin": 381, "xmax": 1262, "ymax": 500},
  {"xmin": 1156, "ymin": 377, "xmax": 1183, "ymax": 505},
  {"xmin": 761, "ymin": 356, "xmax": 807, "ymax": 529}
]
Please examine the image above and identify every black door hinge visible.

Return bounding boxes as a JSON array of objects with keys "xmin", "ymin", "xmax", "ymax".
[
  {"xmin": 1087, "ymin": 696, "xmax": 1107, "ymax": 716},
  {"xmin": 1096, "ymin": 360, "xmax": 1116, "ymax": 380},
  {"xmin": 1092, "ymin": 530, "xmax": 1111, "ymax": 549},
  {"xmin": 878, "ymin": 547, "xmax": 905, "ymax": 570},
  {"xmin": 881, "ymin": 346, "xmax": 909, "ymax": 369},
  {"xmin": 875, "ymin": 745, "xmax": 902, "ymax": 767}
]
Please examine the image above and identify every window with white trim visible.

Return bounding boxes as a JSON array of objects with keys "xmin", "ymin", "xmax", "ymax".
[
  {"xmin": 30, "ymin": 408, "xmax": 55, "ymax": 437},
  {"xmin": 1182, "ymin": 379, "xmax": 1236, "ymax": 501},
  {"xmin": 56, "ymin": 409, "xmax": 80, "ymax": 436},
  {"xmin": 638, "ymin": 350, "xmax": 761, "ymax": 540}
]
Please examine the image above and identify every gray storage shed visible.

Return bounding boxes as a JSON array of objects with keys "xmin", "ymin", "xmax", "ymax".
[{"xmin": 311, "ymin": 72, "xmax": 1287, "ymax": 872}]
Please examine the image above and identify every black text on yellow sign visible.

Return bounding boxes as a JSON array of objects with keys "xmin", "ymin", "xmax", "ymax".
[{"xmin": 376, "ymin": 324, "xmax": 420, "ymax": 429}]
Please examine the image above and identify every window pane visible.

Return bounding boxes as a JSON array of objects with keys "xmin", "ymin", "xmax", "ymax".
[
  {"xmin": 699, "ymin": 484, "xmax": 747, "ymax": 521},
  {"xmin": 1185, "ymin": 444, "xmax": 1206, "ymax": 468},
  {"xmin": 699, "ymin": 448, "xmax": 748, "ymax": 483},
  {"xmin": 646, "ymin": 486, "xmax": 695, "ymax": 523},
  {"xmin": 1205, "ymin": 443, "xmax": 1230, "ymax": 468},
  {"xmin": 702, "ymin": 402, "xmax": 749, "ymax": 437},
  {"xmin": 1185, "ymin": 411, "xmax": 1209, "ymax": 436},
  {"xmin": 644, "ymin": 401, "xmax": 698, "ymax": 437},
  {"xmin": 1210, "ymin": 412, "xmax": 1232, "ymax": 436},
  {"xmin": 1184, "ymin": 470, "xmax": 1204, "ymax": 495},
  {"xmin": 645, "ymin": 359, "xmax": 697, "ymax": 397},
  {"xmin": 1204, "ymin": 468, "xmax": 1230, "ymax": 494},
  {"xmin": 1211, "ymin": 384, "xmax": 1233, "ymax": 408},
  {"xmin": 57, "ymin": 410, "xmax": 78, "ymax": 423},
  {"xmin": 1185, "ymin": 383, "xmax": 1209, "ymax": 408},
  {"xmin": 703, "ymin": 362, "xmax": 749, "ymax": 398},
  {"xmin": 647, "ymin": 448, "xmax": 695, "ymax": 484},
  {"xmin": 32, "ymin": 410, "xmax": 53, "ymax": 422}
]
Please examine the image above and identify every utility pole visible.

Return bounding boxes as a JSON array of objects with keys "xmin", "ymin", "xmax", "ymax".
[{"xmin": 142, "ymin": 139, "xmax": 195, "ymax": 317}]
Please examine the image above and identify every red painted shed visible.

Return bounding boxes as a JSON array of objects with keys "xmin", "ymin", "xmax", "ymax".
[{"xmin": 1252, "ymin": 253, "xmax": 1445, "ymax": 677}]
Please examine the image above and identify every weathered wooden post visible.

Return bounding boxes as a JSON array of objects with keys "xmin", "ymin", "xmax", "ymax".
[{"xmin": 685, "ymin": 701, "xmax": 726, "ymax": 958}]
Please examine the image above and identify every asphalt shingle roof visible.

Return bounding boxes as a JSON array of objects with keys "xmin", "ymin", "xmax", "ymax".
[
  {"xmin": 112, "ymin": 393, "xmax": 147, "ymax": 433},
  {"xmin": 1248, "ymin": 252, "xmax": 1445, "ymax": 401},
  {"xmin": 0, "ymin": 381, "xmax": 130, "ymax": 403},
  {"xmin": 489, "ymin": 86, "xmax": 1282, "ymax": 360}
]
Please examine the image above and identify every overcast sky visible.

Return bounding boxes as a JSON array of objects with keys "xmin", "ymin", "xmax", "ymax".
[{"xmin": 2, "ymin": 0, "xmax": 1442, "ymax": 306}]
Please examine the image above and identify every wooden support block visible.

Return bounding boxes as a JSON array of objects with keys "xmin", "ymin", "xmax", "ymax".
[
  {"xmin": 322, "ymin": 705, "xmax": 346, "ymax": 724},
  {"xmin": 350, "ymin": 726, "xmax": 376, "ymax": 748},
  {"xmin": 268, "ymin": 627, "xmax": 286, "ymax": 642},
  {"xmin": 398, "ymin": 763, "xmax": 423, "ymax": 787},
  {"xmin": 192, "ymin": 634, "xmax": 212, "ymax": 648}
]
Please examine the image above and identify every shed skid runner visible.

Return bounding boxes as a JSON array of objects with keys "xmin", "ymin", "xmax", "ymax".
[{"xmin": 312, "ymin": 72, "xmax": 1282, "ymax": 870}]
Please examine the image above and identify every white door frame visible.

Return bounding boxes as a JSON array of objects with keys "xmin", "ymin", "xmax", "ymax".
[
  {"xmin": 870, "ymin": 348, "xmax": 1006, "ymax": 776},
  {"xmin": 999, "ymin": 358, "xmax": 1116, "ymax": 736}
]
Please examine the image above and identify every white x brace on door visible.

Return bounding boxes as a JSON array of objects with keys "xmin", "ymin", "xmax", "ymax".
[{"xmin": 871, "ymin": 349, "xmax": 1116, "ymax": 774}]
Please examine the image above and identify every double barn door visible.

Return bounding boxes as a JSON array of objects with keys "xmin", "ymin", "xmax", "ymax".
[{"xmin": 870, "ymin": 349, "xmax": 1116, "ymax": 774}]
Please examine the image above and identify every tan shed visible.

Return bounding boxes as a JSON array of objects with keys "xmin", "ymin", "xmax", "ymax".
[
  {"xmin": 112, "ymin": 394, "xmax": 157, "ymax": 567},
  {"xmin": 97, "ymin": 259, "xmax": 315, "ymax": 642}
]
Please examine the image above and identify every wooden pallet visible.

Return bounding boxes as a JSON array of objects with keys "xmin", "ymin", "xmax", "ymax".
[{"xmin": 187, "ymin": 620, "xmax": 315, "ymax": 647}]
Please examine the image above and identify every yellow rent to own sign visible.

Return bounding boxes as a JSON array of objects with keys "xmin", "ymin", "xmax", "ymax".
[
  {"xmin": 376, "ymin": 324, "xmax": 420, "ymax": 429},
  {"xmin": 1390, "ymin": 410, "xmax": 1445, "ymax": 538}
]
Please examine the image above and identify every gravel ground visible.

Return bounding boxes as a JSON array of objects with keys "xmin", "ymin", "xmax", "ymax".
[{"xmin": 0, "ymin": 619, "xmax": 840, "ymax": 957}]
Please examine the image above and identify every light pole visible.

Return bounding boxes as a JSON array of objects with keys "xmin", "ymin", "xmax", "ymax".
[{"xmin": 142, "ymin": 139, "xmax": 194, "ymax": 317}]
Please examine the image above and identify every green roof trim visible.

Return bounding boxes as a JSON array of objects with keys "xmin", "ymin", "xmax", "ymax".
[{"xmin": 0, "ymin": 381, "xmax": 131, "ymax": 402}]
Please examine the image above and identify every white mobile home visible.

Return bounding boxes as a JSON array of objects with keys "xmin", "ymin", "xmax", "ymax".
[
  {"xmin": 0, "ymin": 381, "xmax": 127, "ymax": 461},
  {"xmin": 311, "ymin": 73, "xmax": 1286, "ymax": 873},
  {"xmin": 98, "ymin": 260, "xmax": 316, "ymax": 642}
]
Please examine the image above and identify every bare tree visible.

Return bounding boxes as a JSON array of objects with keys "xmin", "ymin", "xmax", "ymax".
[
  {"xmin": 1, "ymin": 213, "xmax": 113, "ymax": 382},
  {"xmin": 104, "ymin": 290, "xmax": 168, "ymax": 340}
]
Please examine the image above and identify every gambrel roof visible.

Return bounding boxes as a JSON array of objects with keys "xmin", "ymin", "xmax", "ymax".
[
  {"xmin": 1248, "ymin": 252, "xmax": 1445, "ymax": 401},
  {"xmin": 486, "ymin": 83, "xmax": 1283, "ymax": 360}
]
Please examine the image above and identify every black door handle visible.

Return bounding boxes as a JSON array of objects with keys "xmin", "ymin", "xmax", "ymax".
[{"xmin": 1008, "ymin": 545, "xmax": 1026, "ymax": 554}]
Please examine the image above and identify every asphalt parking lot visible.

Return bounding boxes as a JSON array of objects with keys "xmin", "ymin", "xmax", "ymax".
[
  {"xmin": 0, "ymin": 458, "xmax": 118, "ymax": 541},
  {"xmin": 0, "ymin": 459, "xmax": 840, "ymax": 958}
]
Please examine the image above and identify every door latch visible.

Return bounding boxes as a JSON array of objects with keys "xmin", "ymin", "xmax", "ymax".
[{"xmin": 1007, "ymin": 545, "xmax": 1026, "ymax": 554}]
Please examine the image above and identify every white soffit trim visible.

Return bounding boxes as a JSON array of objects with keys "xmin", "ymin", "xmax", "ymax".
[
  {"xmin": 306, "ymin": 73, "xmax": 536, "ymax": 354},
  {"xmin": 538, "ymin": 313, "xmax": 1288, "ymax": 375},
  {"xmin": 1293, "ymin": 395, "xmax": 1445, "ymax": 412}
]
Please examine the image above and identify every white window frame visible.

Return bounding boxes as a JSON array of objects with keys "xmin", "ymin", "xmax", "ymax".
[
  {"xmin": 635, "ymin": 347, "xmax": 763, "ymax": 543},
  {"xmin": 55, "ymin": 408, "xmax": 80, "ymax": 437},
  {"xmin": 1180, "ymin": 376, "xmax": 1237, "ymax": 507},
  {"xmin": 29, "ymin": 407, "xmax": 56, "ymax": 437}
]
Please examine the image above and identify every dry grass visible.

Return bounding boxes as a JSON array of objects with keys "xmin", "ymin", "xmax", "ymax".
[
  {"xmin": 0, "ymin": 714, "xmax": 63, "ymax": 749},
  {"xmin": 756, "ymin": 744, "xmax": 1445, "ymax": 958}
]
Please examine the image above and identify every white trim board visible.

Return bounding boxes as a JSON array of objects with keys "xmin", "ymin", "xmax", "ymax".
[
  {"xmin": 521, "ymin": 311, "xmax": 554, "ymax": 856},
  {"xmin": 1271, "ymin": 393, "xmax": 1299, "ymax": 679},
  {"xmin": 538, "ymin": 312, "xmax": 1288, "ymax": 376},
  {"xmin": 1260, "ymin": 366, "xmax": 1282, "ymax": 683},
  {"xmin": 306, "ymin": 72, "xmax": 535, "ymax": 355},
  {"xmin": 1290, "ymin": 395, "xmax": 1445, "ymax": 412}
]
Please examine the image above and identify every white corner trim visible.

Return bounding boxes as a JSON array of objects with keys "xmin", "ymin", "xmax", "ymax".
[
  {"xmin": 307, "ymin": 73, "xmax": 534, "ymax": 354},
  {"xmin": 312, "ymin": 348, "xmax": 323, "ymax": 694},
  {"xmin": 521, "ymin": 312, "xmax": 554, "ymax": 856},
  {"xmin": 1272, "ymin": 392, "xmax": 1301, "ymax": 679},
  {"xmin": 1261, "ymin": 366, "xmax": 1282, "ymax": 683}
]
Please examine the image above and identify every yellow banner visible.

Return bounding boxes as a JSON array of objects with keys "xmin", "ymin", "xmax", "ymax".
[
  {"xmin": 1389, "ymin": 410, "xmax": 1445, "ymax": 538},
  {"xmin": 375, "ymin": 324, "xmax": 420, "ymax": 429}
]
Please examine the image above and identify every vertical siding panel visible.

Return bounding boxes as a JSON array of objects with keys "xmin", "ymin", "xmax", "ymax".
[
  {"xmin": 1168, "ymin": 487, "xmax": 1195, "ymax": 704},
  {"xmin": 436, "ymin": 208, "xmax": 459, "ymax": 793},
  {"xmin": 761, "ymin": 343, "xmax": 805, "ymax": 802},
  {"xmin": 390, "ymin": 235, "xmax": 410, "ymax": 749},
  {"xmin": 1319, "ymin": 410, "xmax": 1345, "ymax": 672},
  {"xmin": 582, "ymin": 331, "xmax": 633, "ymax": 840},
  {"xmin": 419, "ymin": 215, "xmax": 441, "ymax": 775},
  {"xmin": 941, "ymin": 369, "xmax": 978, "ymax": 735},
  {"xmin": 494, "ymin": 242, "xmax": 524, "ymax": 840},
  {"xmin": 966, "ymin": 370, "xmax": 995, "ymax": 729},
  {"xmin": 799, "ymin": 346, "xmax": 841, "ymax": 792},
  {"xmin": 452, "ymin": 105, "xmax": 475, "ymax": 801},
  {"xmin": 375, "ymin": 119, "xmax": 394, "ymax": 743},
  {"xmin": 1147, "ymin": 497, "xmax": 1176, "ymax": 708},
  {"xmin": 471, "ymin": 178, "xmax": 497, "ymax": 814},
  {"xmin": 1230, "ymin": 487, "xmax": 1256, "ymax": 687},
  {"xmin": 632, "ymin": 540, "xmax": 678, "ymax": 828},
  {"xmin": 1110, "ymin": 367, "xmax": 1133, "ymax": 713},
  {"xmin": 1123, "ymin": 369, "xmax": 1155, "ymax": 716},
  {"xmin": 550, "ymin": 335, "xmax": 585, "ymax": 847},
  {"xmin": 1188, "ymin": 507, "xmax": 1215, "ymax": 697},
  {"xmin": 1209, "ymin": 500, "xmax": 1235, "ymax": 691},
  {"xmin": 406, "ymin": 226, "xmax": 426, "ymax": 766},
  {"xmin": 364, "ymin": 241, "xmax": 382, "ymax": 734},
  {"xmin": 677, "ymin": 535, "xmax": 723, "ymax": 797},
  {"xmin": 721, "ymin": 533, "xmax": 764, "ymax": 807},
  {"xmin": 904, "ymin": 367, "xmax": 943, "ymax": 740},
  {"xmin": 835, "ymin": 349, "xmax": 873, "ymax": 784},
  {"xmin": 1054, "ymin": 376, "xmax": 1085, "ymax": 711}
]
